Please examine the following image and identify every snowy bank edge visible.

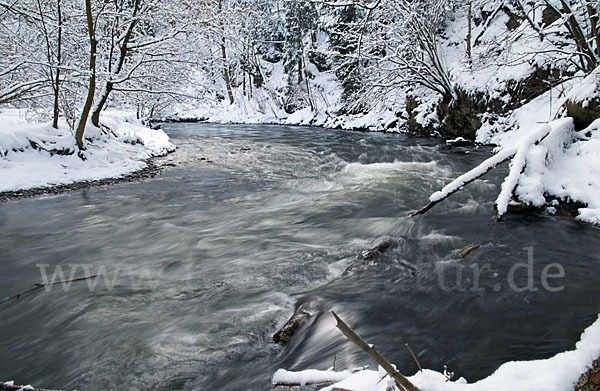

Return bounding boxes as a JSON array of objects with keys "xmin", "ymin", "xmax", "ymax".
[
  {"xmin": 0, "ymin": 110, "xmax": 175, "ymax": 194},
  {"xmin": 273, "ymin": 314, "xmax": 600, "ymax": 391}
]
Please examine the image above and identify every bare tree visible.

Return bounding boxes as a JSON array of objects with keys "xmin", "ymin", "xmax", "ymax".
[
  {"xmin": 322, "ymin": 0, "xmax": 457, "ymax": 110},
  {"xmin": 90, "ymin": 0, "xmax": 141, "ymax": 127},
  {"xmin": 74, "ymin": 0, "xmax": 99, "ymax": 151}
]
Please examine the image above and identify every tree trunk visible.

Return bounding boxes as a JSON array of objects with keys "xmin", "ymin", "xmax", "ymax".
[
  {"xmin": 91, "ymin": 83, "xmax": 112, "ymax": 127},
  {"xmin": 587, "ymin": 2, "xmax": 600, "ymax": 59},
  {"xmin": 218, "ymin": 0, "xmax": 234, "ymax": 105},
  {"xmin": 560, "ymin": 0, "xmax": 597, "ymax": 71},
  {"xmin": 91, "ymin": 0, "xmax": 140, "ymax": 127},
  {"xmin": 466, "ymin": 0, "xmax": 472, "ymax": 64},
  {"xmin": 52, "ymin": 0, "xmax": 62, "ymax": 129},
  {"xmin": 74, "ymin": 0, "xmax": 97, "ymax": 151},
  {"xmin": 221, "ymin": 39, "xmax": 234, "ymax": 105}
]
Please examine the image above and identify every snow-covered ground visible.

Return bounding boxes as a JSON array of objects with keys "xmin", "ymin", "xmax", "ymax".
[
  {"xmin": 273, "ymin": 314, "xmax": 600, "ymax": 391},
  {"xmin": 455, "ymin": 72, "xmax": 600, "ymax": 225},
  {"xmin": 0, "ymin": 110, "xmax": 175, "ymax": 193}
]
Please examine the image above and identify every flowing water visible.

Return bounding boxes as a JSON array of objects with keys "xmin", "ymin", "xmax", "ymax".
[{"xmin": 0, "ymin": 123, "xmax": 599, "ymax": 390}]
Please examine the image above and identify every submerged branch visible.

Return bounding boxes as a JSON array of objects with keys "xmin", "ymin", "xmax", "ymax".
[{"xmin": 332, "ymin": 311, "xmax": 420, "ymax": 391}]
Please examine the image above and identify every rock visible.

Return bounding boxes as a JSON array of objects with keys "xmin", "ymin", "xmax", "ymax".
[
  {"xmin": 437, "ymin": 88, "xmax": 484, "ymax": 140},
  {"xmin": 567, "ymin": 99, "xmax": 600, "ymax": 130},
  {"xmin": 565, "ymin": 67, "xmax": 600, "ymax": 130},
  {"xmin": 343, "ymin": 237, "xmax": 399, "ymax": 275},
  {"xmin": 446, "ymin": 137, "xmax": 472, "ymax": 147},
  {"xmin": 503, "ymin": 6, "xmax": 521, "ymax": 31},
  {"xmin": 505, "ymin": 66, "xmax": 563, "ymax": 110},
  {"xmin": 576, "ymin": 357, "xmax": 600, "ymax": 391},
  {"xmin": 542, "ymin": 5, "xmax": 561, "ymax": 27},
  {"xmin": 273, "ymin": 297, "xmax": 323, "ymax": 344},
  {"xmin": 308, "ymin": 50, "xmax": 331, "ymax": 72},
  {"xmin": 405, "ymin": 94, "xmax": 439, "ymax": 137},
  {"xmin": 361, "ymin": 237, "xmax": 395, "ymax": 260},
  {"xmin": 272, "ymin": 310, "xmax": 310, "ymax": 344}
]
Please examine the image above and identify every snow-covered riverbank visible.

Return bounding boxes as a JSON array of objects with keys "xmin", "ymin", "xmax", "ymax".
[
  {"xmin": 273, "ymin": 314, "xmax": 600, "ymax": 391},
  {"xmin": 0, "ymin": 110, "xmax": 175, "ymax": 194}
]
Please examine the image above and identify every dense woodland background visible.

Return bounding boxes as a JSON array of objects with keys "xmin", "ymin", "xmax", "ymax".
[{"xmin": 1, "ymin": 0, "xmax": 599, "ymax": 146}]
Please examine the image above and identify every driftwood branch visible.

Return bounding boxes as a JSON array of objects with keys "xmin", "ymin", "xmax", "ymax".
[
  {"xmin": 457, "ymin": 241, "xmax": 490, "ymax": 258},
  {"xmin": 404, "ymin": 343, "xmax": 422, "ymax": 373},
  {"xmin": 0, "ymin": 274, "xmax": 105, "ymax": 305},
  {"xmin": 332, "ymin": 311, "xmax": 420, "ymax": 391}
]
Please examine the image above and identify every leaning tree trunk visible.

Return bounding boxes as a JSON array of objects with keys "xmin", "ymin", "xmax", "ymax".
[{"xmin": 74, "ymin": 0, "xmax": 97, "ymax": 151}]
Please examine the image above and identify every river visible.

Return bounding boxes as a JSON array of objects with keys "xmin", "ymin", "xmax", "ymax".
[{"xmin": 0, "ymin": 123, "xmax": 598, "ymax": 390}]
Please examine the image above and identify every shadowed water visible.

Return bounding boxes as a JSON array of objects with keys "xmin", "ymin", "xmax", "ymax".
[{"xmin": 0, "ymin": 123, "xmax": 598, "ymax": 390}]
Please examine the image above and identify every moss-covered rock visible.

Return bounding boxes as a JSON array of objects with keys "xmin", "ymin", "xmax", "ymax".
[
  {"xmin": 566, "ymin": 99, "xmax": 600, "ymax": 130},
  {"xmin": 437, "ymin": 88, "xmax": 486, "ymax": 140},
  {"xmin": 576, "ymin": 357, "xmax": 600, "ymax": 391},
  {"xmin": 405, "ymin": 94, "xmax": 440, "ymax": 137},
  {"xmin": 566, "ymin": 68, "xmax": 600, "ymax": 130},
  {"xmin": 505, "ymin": 66, "xmax": 563, "ymax": 110}
]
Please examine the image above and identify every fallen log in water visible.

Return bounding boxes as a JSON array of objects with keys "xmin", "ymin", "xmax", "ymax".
[
  {"xmin": 412, "ymin": 122, "xmax": 562, "ymax": 217},
  {"xmin": 273, "ymin": 238, "xmax": 398, "ymax": 345}
]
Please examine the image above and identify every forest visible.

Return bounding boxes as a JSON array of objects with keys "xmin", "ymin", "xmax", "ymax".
[{"xmin": 1, "ymin": 1, "xmax": 600, "ymax": 390}]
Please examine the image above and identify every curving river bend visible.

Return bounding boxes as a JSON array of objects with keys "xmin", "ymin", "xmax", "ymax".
[{"xmin": 1, "ymin": 123, "xmax": 599, "ymax": 390}]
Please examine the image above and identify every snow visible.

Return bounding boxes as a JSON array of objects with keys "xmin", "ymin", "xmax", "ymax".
[
  {"xmin": 1, "ymin": 381, "xmax": 34, "ymax": 390},
  {"xmin": 567, "ymin": 68, "xmax": 600, "ymax": 107},
  {"xmin": 274, "ymin": 314, "xmax": 600, "ymax": 391},
  {"xmin": 544, "ymin": 119, "xmax": 600, "ymax": 224},
  {"xmin": 494, "ymin": 122, "xmax": 555, "ymax": 217},
  {"xmin": 429, "ymin": 146, "xmax": 517, "ymax": 203},
  {"xmin": 0, "ymin": 109, "xmax": 175, "ymax": 193},
  {"xmin": 490, "ymin": 75, "xmax": 600, "ymax": 223},
  {"xmin": 285, "ymin": 107, "xmax": 314, "ymax": 126},
  {"xmin": 272, "ymin": 368, "xmax": 354, "ymax": 386},
  {"xmin": 429, "ymin": 70, "xmax": 600, "ymax": 224}
]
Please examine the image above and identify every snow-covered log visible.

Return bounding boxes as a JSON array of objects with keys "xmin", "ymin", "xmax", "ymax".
[
  {"xmin": 273, "ymin": 315, "xmax": 600, "ymax": 391},
  {"xmin": 414, "ymin": 118, "xmax": 578, "ymax": 219},
  {"xmin": 495, "ymin": 118, "xmax": 574, "ymax": 217},
  {"xmin": 495, "ymin": 123, "xmax": 552, "ymax": 216},
  {"xmin": 272, "ymin": 368, "xmax": 356, "ymax": 387},
  {"xmin": 411, "ymin": 146, "xmax": 518, "ymax": 216}
]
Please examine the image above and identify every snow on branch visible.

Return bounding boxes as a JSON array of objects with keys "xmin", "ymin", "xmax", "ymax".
[
  {"xmin": 411, "ymin": 146, "xmax": 517, "ymax": 216},
  {"xmin": 272, "ymin": 368, "xmax": 356, "ymax": 387},
  {"xmin": 413, "ymin": 118, "xmax": 576, "ymax": 218}
]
